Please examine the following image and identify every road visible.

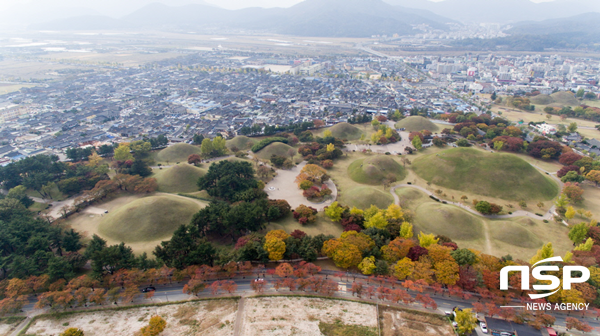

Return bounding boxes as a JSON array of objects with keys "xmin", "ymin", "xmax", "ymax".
[{"xmin": 11, "ymin": 274, "xmax": 598, "ymax": 336}]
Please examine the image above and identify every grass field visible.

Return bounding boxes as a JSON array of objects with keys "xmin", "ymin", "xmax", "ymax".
[
  {"xmin": 412, "ymin": 147, "xmax": 558, "ymax": 201},
  {"xmin": 338, "ymin": 186, "xmax": 394, "ymax": 210},
  {"xmin": 254, "ymin": 142, "xmax": 297, "ymax": 160},
  {"xmin": 155, "ymin": 143, "xmax": 202, "ymax": 163},
  {"xmin": 28, "ymin": 202, "xmax": 48, "ymax": 213},
  {"xmin": 393, "ymin": 185, "xmax": 570, "ymax": 259},
  {"xmin": 573, "ymin": 184, "xmax": 600, "ymax": 220},
  {"xmin": 348, "ymin": 156, "xmax": 406, "ymax": 185},
  {"xmin": 226, "ymin": 136, "xmax": 256, "ymax": 150},
  {"xmin": 153, "ymin": 163, "xmax": 206, "ymax": 193},
  {"xmin": 266, "ymin": 212, "xmax": 344, "ymax": 238},
  {"xmin": 413, "ymin": 202, "xmax": 484, "ymax": 241},
  {"xmin": 395, "ymin": 116, "xmax": 439, "ymax": 132},
  {"xmin": 97, "ymin": 194, "xmax": 205, "ymax": 243}
]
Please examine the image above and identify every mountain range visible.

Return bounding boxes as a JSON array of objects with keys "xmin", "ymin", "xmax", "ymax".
[
  {"xmin": 385, "ymin": 0, "xmax": 600, "ymax": 24},
  {"xmin": 28, "ymin": 0, "xmax": 456, "ymax": 37}
]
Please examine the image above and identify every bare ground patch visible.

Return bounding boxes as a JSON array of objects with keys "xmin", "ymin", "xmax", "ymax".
[
  {"xmin": 25, "ymin": 299, "xmax": 237, "ymax": 336},
  {"xmin": 380, "ymin": 306, "xmax": 454, "ymax": 336},
  {"xmin": 242, "ymin": 296, "xmax": 377, "ymax": 335}
]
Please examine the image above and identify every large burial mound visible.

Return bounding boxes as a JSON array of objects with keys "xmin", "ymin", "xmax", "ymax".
[
  {"xmin": 328, "ymin": 122, "xmax": 363, "ymax": 140},
  {"xmin": 155, "ymin": 143, "xmax": 202, "ymax": 163},
  {"xmin": 154, "ymin": 163, "xmax": 207, "ymax": 193},
  {"xmin": 98, "ymin": 195, "xmax": 204, "ymax": 243},
  {"xmin": 395, "ymin": 116, "xmax": 439, "ymax": 132},
  {"xmin": 412, "ymin": 148, "xmax": 558, "ymax": 201},
  {"xmin": 348, "ymin": 156, "xmax": 406, "ymax": 185}
]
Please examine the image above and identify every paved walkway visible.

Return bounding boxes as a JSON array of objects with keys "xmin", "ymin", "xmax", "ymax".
[
  {"xmin": 232, "ymin": 297, "xmax": 246, "ymax": 336},
  {"xmin": 263, "ymin": 161, "xmax": 337, "ymax": 211}
]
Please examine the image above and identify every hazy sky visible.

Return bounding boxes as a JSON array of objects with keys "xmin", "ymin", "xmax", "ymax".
[{"xmin": 0, "ymin": 0, "xmax": 560, "ymax": 12}]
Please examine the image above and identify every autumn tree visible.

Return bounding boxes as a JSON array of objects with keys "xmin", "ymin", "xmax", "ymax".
[
  {"xmin": 61, "ymin": 328, "xmax": 85, "ymax": 336},
  {"xmin": 393, "ymin": 258, "xmax": 415, "ymax": 280},
  {"xmin": 565, "ymin": 317, "xmax": 593, "ymax": 333},
  {"xmin": 358, "ymin": 256, "xmax": 377, "ymax": 275},
  {"xmin": 455, "ymin": 309, "xmax": 477, "ymax": 335},
  {"xmin": 586, "ymin": 170, "xmax": 600, "ymax": 186},
  {"xmin": 188, "ymin": 154, "xmax": 202, "ymax": 166},
  {"xmin": 140, "ymin": 315, "xmax": 167, "ymax": 336},
  {"xmin": 562, "ymin": 182, "xmax": 584, "ymax": 203},
  {"xmin": 418, "ymin": 233, "xmax": 438, "ymax": 248}
]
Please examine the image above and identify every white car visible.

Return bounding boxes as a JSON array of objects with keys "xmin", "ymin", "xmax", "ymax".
[{"xmin": 480, "ymin": 322, "xmax": 488, "ymax": 334}]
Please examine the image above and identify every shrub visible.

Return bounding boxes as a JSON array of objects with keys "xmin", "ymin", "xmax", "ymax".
[
  {"xmin": 293, "ymin": 205, "xmax": 318, "ymax": 224},
  {"xmin": 251, "ymin": 137, "xmax": 289, "ymax": 152}
]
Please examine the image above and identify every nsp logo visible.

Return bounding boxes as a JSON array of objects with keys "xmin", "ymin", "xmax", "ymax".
[{"xmin": 500, "ymin": 256, "xmax": 590, "ymax": 299}]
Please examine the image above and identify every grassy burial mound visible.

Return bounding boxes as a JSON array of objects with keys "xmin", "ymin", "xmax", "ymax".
[
  {"xmin": 339, "ymin": 186, "xmax": 393, "ymax": 210},
  {"xmin": 550, "ymin": 91, "xmax": 579, "ymax": 106},
  {"xmin": 414, "ymin": 203, "xmax": 484, "ymax": 241},
  {"xmin": 412, "ymin": 148, "xmax": 558, "ymax": 201},
  {"xmin": 227, "ymin": 136, "xmax": 256, "ymax": 150},
  {"xmin": 329, "ymin": 122, "xmax": 363, "ymax": 140},
  {"xmin": 154, "ymin": 163, "xmax": 207, "ymax": 193},
  {"xmin": 488, "ymin": 218, "xmax": 544, "ymax": 249},
  {"xmin": 98, "ymin": 195, "xmax": 204, "ymax": 243},
  {"xmin": 255, "ymin": 142, "xmax": 296, "ymax": 160},
  {"xmin": 348, "ymin": 156, "xmax": 406, "ymax": 185},
  {"xmin": 155, "ymin": 143, "xmax": 202, "ymax": 163},
  {"xmin": 530, "ymin": 94, "xmax": 553, "ymax": 105},
  {"xmin": 395, "ymin": 116, "xmax": 439, "ymax": 132}
]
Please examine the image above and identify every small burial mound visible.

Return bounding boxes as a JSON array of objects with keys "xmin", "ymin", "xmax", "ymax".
[
  {"xmin": 348, "ymin": 156, "xmax": 406, "ymax": 185},
  {"xmin": 255, "ymin": 142, "xmax": 296, "ymax": 160},
  {"xmin": 155, "ymin": 143, "xmax": 202, "ymax": 163},
  {"xmin": 329, "ymin": 122, "xmax": 363, "ymax": 140},
  {"xmin": 154, "ymin": 163, "xmax": 207, "ymax": 193},
  {"xmin": 395, "ymin": 116, "xmax": 439, "ymax": 132},
  {"xmin": 227, "ymin": 136, "xmax": 256, "ymax": 151}
]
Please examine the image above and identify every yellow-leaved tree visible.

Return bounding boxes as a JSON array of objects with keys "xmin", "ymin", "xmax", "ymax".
[
  {"xmin": 418, "ymin": 232, "xmax": 438, "ymax": 248},
  {"xmin": 358, "ymin": 256, "xmax": 377, "ymax": 275},
  {"xmin": 393, "ymin": 257, "xmax": 415, "ymax": 280},
  {"xmin": 264, "ymin": 238, "xmax": 286, "ymax": 261},
  {"xmin": 530, "ymin": 242, "xmax": 554, "ymax": 265}
]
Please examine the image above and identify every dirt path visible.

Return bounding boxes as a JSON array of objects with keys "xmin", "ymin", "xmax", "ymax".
[
  {"xmin": 232, "ymin": 297, "xmax": 245, "ymax": 336},
  {"xmin": 480, "ymin": 220, "xmax": 493, "ymax": 255}
]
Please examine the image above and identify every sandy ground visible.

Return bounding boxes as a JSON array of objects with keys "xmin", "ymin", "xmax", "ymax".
[
  {"xmin": 0, "ymin": 319, "xmax": 23, "ymax": 336},
  {"xmin": 264, "ymin": 162, "xmax": 337, "ymax": 211},
  {"xmin": 26, "ymin": 300, "xmax": 238, "ymax": 336},
  {"xmin": 380, "ymin": 307, "xmax": 454, "ymax": 336},
  {"xmin": 241, "ymin": 297, "xmax": 377, "ymax": 335}
]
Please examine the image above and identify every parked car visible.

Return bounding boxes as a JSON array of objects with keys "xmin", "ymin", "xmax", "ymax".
[
  {"xmin": 141, "ymin": 286, "xmax": 156, "ymax": 293},
  {"xmin": 480, "ymin": 322, "xmax": 488, "ymax": 334}
]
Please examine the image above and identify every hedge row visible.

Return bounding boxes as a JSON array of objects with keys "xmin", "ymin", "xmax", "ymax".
[{"xmin": 251, "ymin": 137, "xmax": 289, "ymax": 153}]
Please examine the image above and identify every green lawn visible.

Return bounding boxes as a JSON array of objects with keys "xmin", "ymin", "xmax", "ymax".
[
  {"xmin": 412, "ymin": 147, "xmax": 558, "ymax": 201},
  {"xmin": 348, "ymin": 156, "xmax": 406, "ymax": 185}
]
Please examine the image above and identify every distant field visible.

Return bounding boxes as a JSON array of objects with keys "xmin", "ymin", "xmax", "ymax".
[
  {"xmin": 0, "ymin": 83, "xmax": 36, "ymax": 94},
  {"xmin": 412, "ymin": 148, "xmax": 558, "ymax": 201}
]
